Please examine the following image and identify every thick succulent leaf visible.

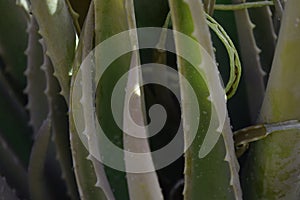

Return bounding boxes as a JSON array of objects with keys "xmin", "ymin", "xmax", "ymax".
[
  {"xmin": 68, "ymin": 0, "xmax": 91, "ymax": 28},
  {"xmin": 122, "ymin": 2, "xmax": 163, "ymax": 198},
  {"xmin": 134, "ymin": 4, "xmax": 185, "ymax": 197},
  {"xmin": 232, "ymin": 0, "xmax": 266, "ymax": 123},
  {"xmin": 248, "ymin": 0, "xmax": 277, "ymax": 77},
  {"xmin": 78, "ymin": 57, "xmax": 114, "ymax": 200},
  {"xmin": 70, "ymin": 104, "xmax": 109, "ymax": 200},
  {"xmin": 30, "ymin": 0, "xmax": 76, "ymax": 102},
  {"xmin": 28, "ymin": 118, "xmax": 52, "ymax": 200},
  {"xmin": 69, "ymin": 119, "xmax": 108, "ymax": 200},
  {"xmin": 0, "ymin": 0, "xmax": 28, "ymax": 89},
  {"xmin": 168, "ymin": 0, "xmax": 242, "ymax": 199},
  {"xmin": 24, "ymin": 16, "xmax": 48, "ymax": 135},
  {"xmin": 0, "ymin": 176, "xmax": 19, "ymax": 200},
  {"xmin": 123, "ymin": 53, "xmax": 164, "ymax": 200},
  {"xmin": 93, "ymin": 0, "xmax": 133, "ymax": 199},
  {"xmin": 40, "ymin": 41, "xmax": 79, "ymax": 200},
  {"xmin": 0, "ymin": 0, "xmax": 32, "ymax": 166},
  {"xmin": 78, "ymin": 29, "xmax": 115, "ymax": 200},
  {"xmin": 69, "ymin": 4, "xmax": 110, "ymax": 199},
  {"xmin": 272, "ymin": 0, "xmax": 284, "ymax": 34},
  {"xmin": 70, "ymin": 72, "xmax": 108, "ymax": 199},
  {"xmin": 241, "ymin": 1, "xmax": 300, "ymax": 199},
  {"xmin": 65, "ymin": 0, "xmax": 81, "ymax": 34},
  {"xmin": 0, "ymin": 134, "xmax": 28, "ymax": 198},
  {"xmin": 0, "ymin": 70, "xmax": 32, "ymax": 165}
]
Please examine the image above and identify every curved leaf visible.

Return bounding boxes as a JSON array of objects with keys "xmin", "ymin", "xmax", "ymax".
[
  {"xmin": 168, "ymin": 0, "xmax": 242, "ymax": 199},
  {"xmin": 30, "ymin": 0, "xmax": 76, "ymax": 102},
  {"xmin": 241, "ymin": 1, "xmax": 300, "ymax": 199},
  {"xmin": 232, "ymin": 0, "xmax": 266, "ymax": 122},
  {"xmin": 0, "ymin": 176, "xmax": 19, "ymax": 200},
  {"xmin": 40, "ymin": 40, "xmax": 79, "ymax": 200},
  {"xmin": 0, "ymin": 0, "xmax": 28, "ymax": 89},
  {"xmin": 0, "ymin": 134, "xmax": 28, "ymax": 198},
  {"xmin": 28, "ymin": 118, "xmax": 52, "ymax": 200},
  {"xmin": 24, "ymin": 16, "xmax": 48, "ymax": 135},
  {"xmin": 70, "ymin": 4, "xmax": 110, "ymax": 199}
]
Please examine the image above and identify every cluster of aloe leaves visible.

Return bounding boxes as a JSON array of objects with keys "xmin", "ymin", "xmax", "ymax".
[{"xmin": 0, "ymin": 0, "xmax": 299, "ymax": 199}]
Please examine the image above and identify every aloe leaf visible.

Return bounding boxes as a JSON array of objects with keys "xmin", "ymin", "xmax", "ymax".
[
  {"xmin": 248, "ymin": 0, "xmax": 277, "ymax": 78},
  {"xmin": 0, "ymin": 0, "xmax": 32, "ymax": 165},
  {"xmin": 70, "ymin": 106, "xmax": 110, "ymax": 200},
  {"xmin": 68, "ymin": 0, "xmax": 91, "ymax": 29},
  {"xmin": 30, "ymin": 0, "xmax": 76, "ymax": 102},
  {"xmin": 0, "ymin": 134, "xmax": 28, "ymax": 198},
  {"xmin": 0, "ymin": 0, "xmax": 28, "ymax": 89},
  {"xmin": 0, "ymin": 176, "xmax": 20, "ymax": 200},
  {"xmin": 138, "ymin": 10, "xmax": 185, "ymax": 197},
  {"xmin": 232, "ymin": 0, "xmax": 266, "ymax": 123},
  {"xmin": 78, "ymin": 58, "xmax": 114, "ymax": 199},
  {"xmin": 78, "ymin": 25, "xmax": 115, "ymax": 200},
  {"xmin": 121, "ymin": 2, "xmax": 163, "ymax": 199},
  {"xmin": 72, "ymin": 2, "xmax": 95, "ymax": 74},
  {"xmin": 65, "ymin": 0, "xmax": 81, "ymax": 34},
  {"xmin": 0, "ymin": 70, "xmax": 32, "ymax": 165},
  {"xmin": 168, "ymin": 0, "xmax": 242, "ymax": 199},
  {"xmin": 69, "ymin": 123, "xmax": 108, "ymax": 200},
  {"xmin": 69, "ymin": 4, "xmax": 110, "ymax": 199},
  {"xmin": 28, "ymin": 118, "xmax": 52, "ymax": 200},
  {"xmin": 123, "ymin": 53, "xmax": 164, "ymax": 200},
  {"xmin": 40, "ymin": 40, "xmax": 79, "ymax": 200},
  {"xmin": 93, "ymin": 0, "xmax": 133, "ymax": 199},
  {"xmin": 272, "ymin": 0, "xmax": 284, "ymax": 33},
  {"xmin": 69, "ymin": 115, "xmax": 108, "ymax": 200},
  {"xmin": 24, "ymin": 16, "xmax": 48, "ymax": 135},
  {"xmin": 70, "ymin": 90, "xmax": 108, "ymax": 199},
  {"xmin": 241, "ymin": 1, "xmax": 300, "ymax": 199}
]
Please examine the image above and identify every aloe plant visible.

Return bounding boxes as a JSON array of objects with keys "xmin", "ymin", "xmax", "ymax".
[{"xmin": 0, "ymin": 0, "xmax": 300, "ymax": 200}]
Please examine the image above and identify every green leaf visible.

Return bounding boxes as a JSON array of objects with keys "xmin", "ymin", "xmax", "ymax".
[
  {"xmin": 69, "ymin": 119, "xmax": 108, "ymax": 200},
  {"xmin": 93, "ymin": 0, "xmax": 134, "ymax": 199},
  {"xmin": 248, "ymin": 0, "xmax": 276, "ymax": 77},
  {"xmin": 40, "ymin": 40, "xmax": 79, "ymax": 200},
  {"xmin": 122, "ymin": 2, "xmax": 163, "ymax": 199},
  {"xmin": 30, "ymin": 0, "xmax": 76, "ymax": 102},
  {"xmin": 0, "ymin": 176, "xmax": 20, "ymax": 200},
  {"xmin": 28, "ymin": 118, "xmax": 52, "ymax": 200},
  {"xmin": 24, "ymin": 16, "xmax": 48, "ymax": 135},
  {"xmin": 0, "ymin": 70, "xmax": 32, "ymax": 165},
  {"xmin": 0, "ymin": 0, "xmax": 28, "ymax": 89},
  {"xmin": 69, "ymin": 4, "xmax": 111, "ymax": 199},
  {"xmin": 68, "ymin": 0, "xmax": 91, "ymax": 29},
  {"xmin": 232, "ymin": 0, "xmax": 266, "ymax": 123},
  {"xmin": 168, "ymin": 0, "xmax": 242, "ymax": 199},
  {"xmin": 241, "ymin": 1, "xmax": 300, "ymax": 199},
  {"xmin": 0, "ymin": 134, "xmax": 28, "ymax": 198}
]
